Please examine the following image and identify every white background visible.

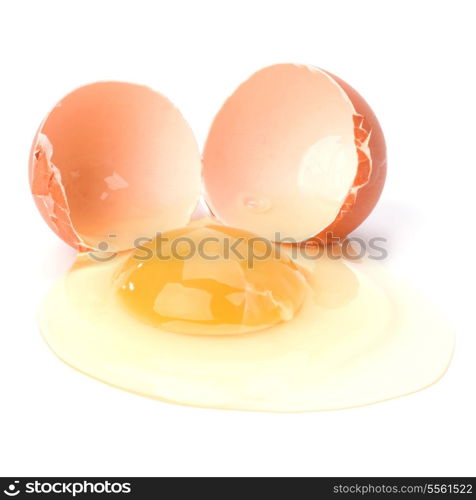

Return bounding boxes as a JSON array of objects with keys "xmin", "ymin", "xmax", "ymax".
[{"xmin": 1, "ymin": 0, "xmax": 475, "ymax": 477}]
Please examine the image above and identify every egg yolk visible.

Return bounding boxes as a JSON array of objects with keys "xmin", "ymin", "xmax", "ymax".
[{"xmin": 116, "ymin": 224, "xmax": 307, "ymax": 335}]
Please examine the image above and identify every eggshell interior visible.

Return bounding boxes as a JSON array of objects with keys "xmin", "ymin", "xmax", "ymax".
[
  {"xmin": 203, "ymin": 64, "xmax": 386, "ymax": 243},
  {"xmin": 29, "ymin": 82, "xmax": 202, "ymax": 251}
]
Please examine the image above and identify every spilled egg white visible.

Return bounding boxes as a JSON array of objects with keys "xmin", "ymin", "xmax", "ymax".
[{"xmin": 38, "ymin": 222, "xmax": 453, "ymax": 412}]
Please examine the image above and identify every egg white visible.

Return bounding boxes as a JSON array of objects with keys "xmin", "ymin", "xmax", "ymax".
[{"xmin": 38, "ymin": 250, "xmax": 454, "ymax": 412}]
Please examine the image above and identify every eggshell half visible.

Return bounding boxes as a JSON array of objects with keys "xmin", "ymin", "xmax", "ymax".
[
  {"xmin": 203, "ymin": 64, "xmax": 387, "ymax": 243},
  {"xmin": 29, "ymin": 82, "xmax": 202, "ymax": 251}
]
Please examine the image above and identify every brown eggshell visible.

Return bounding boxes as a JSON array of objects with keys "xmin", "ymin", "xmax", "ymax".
[
  {"xmin": 315, "ymin": 70, "xmax": 387, "ymax": 242},
  {"xmin": 202, "ymin": 64, "xmax": 387, "ymax": 244},
  {"xmin": 29, "ymin": 82, "xmax": 202, "ymax": 251}
]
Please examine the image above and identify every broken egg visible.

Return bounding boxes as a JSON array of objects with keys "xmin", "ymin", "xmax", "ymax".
[
  {"xmin": 203, "ymin": 64, "xmax": 387, "ymax": 243},
  {"xmin": 39, "ymin": 219, "xmax": 453, "ymax": 412},
  {"xmin": 32, "ymin": 65, "xmax": 453, "ymax": 412},
  {"xmin": 29, "ymin": 81, "xmax": 201, "ymax": 251}
]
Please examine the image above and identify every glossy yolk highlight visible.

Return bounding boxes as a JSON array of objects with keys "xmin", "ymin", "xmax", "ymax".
[{"xmin": 116, "ymin": 225, "xmax": 307, "ymax": 335}]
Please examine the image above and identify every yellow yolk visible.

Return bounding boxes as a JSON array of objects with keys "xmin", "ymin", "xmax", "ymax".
[{"xmin": 116, "ymin": 225, "xmax": 307, "ymax": 335}]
